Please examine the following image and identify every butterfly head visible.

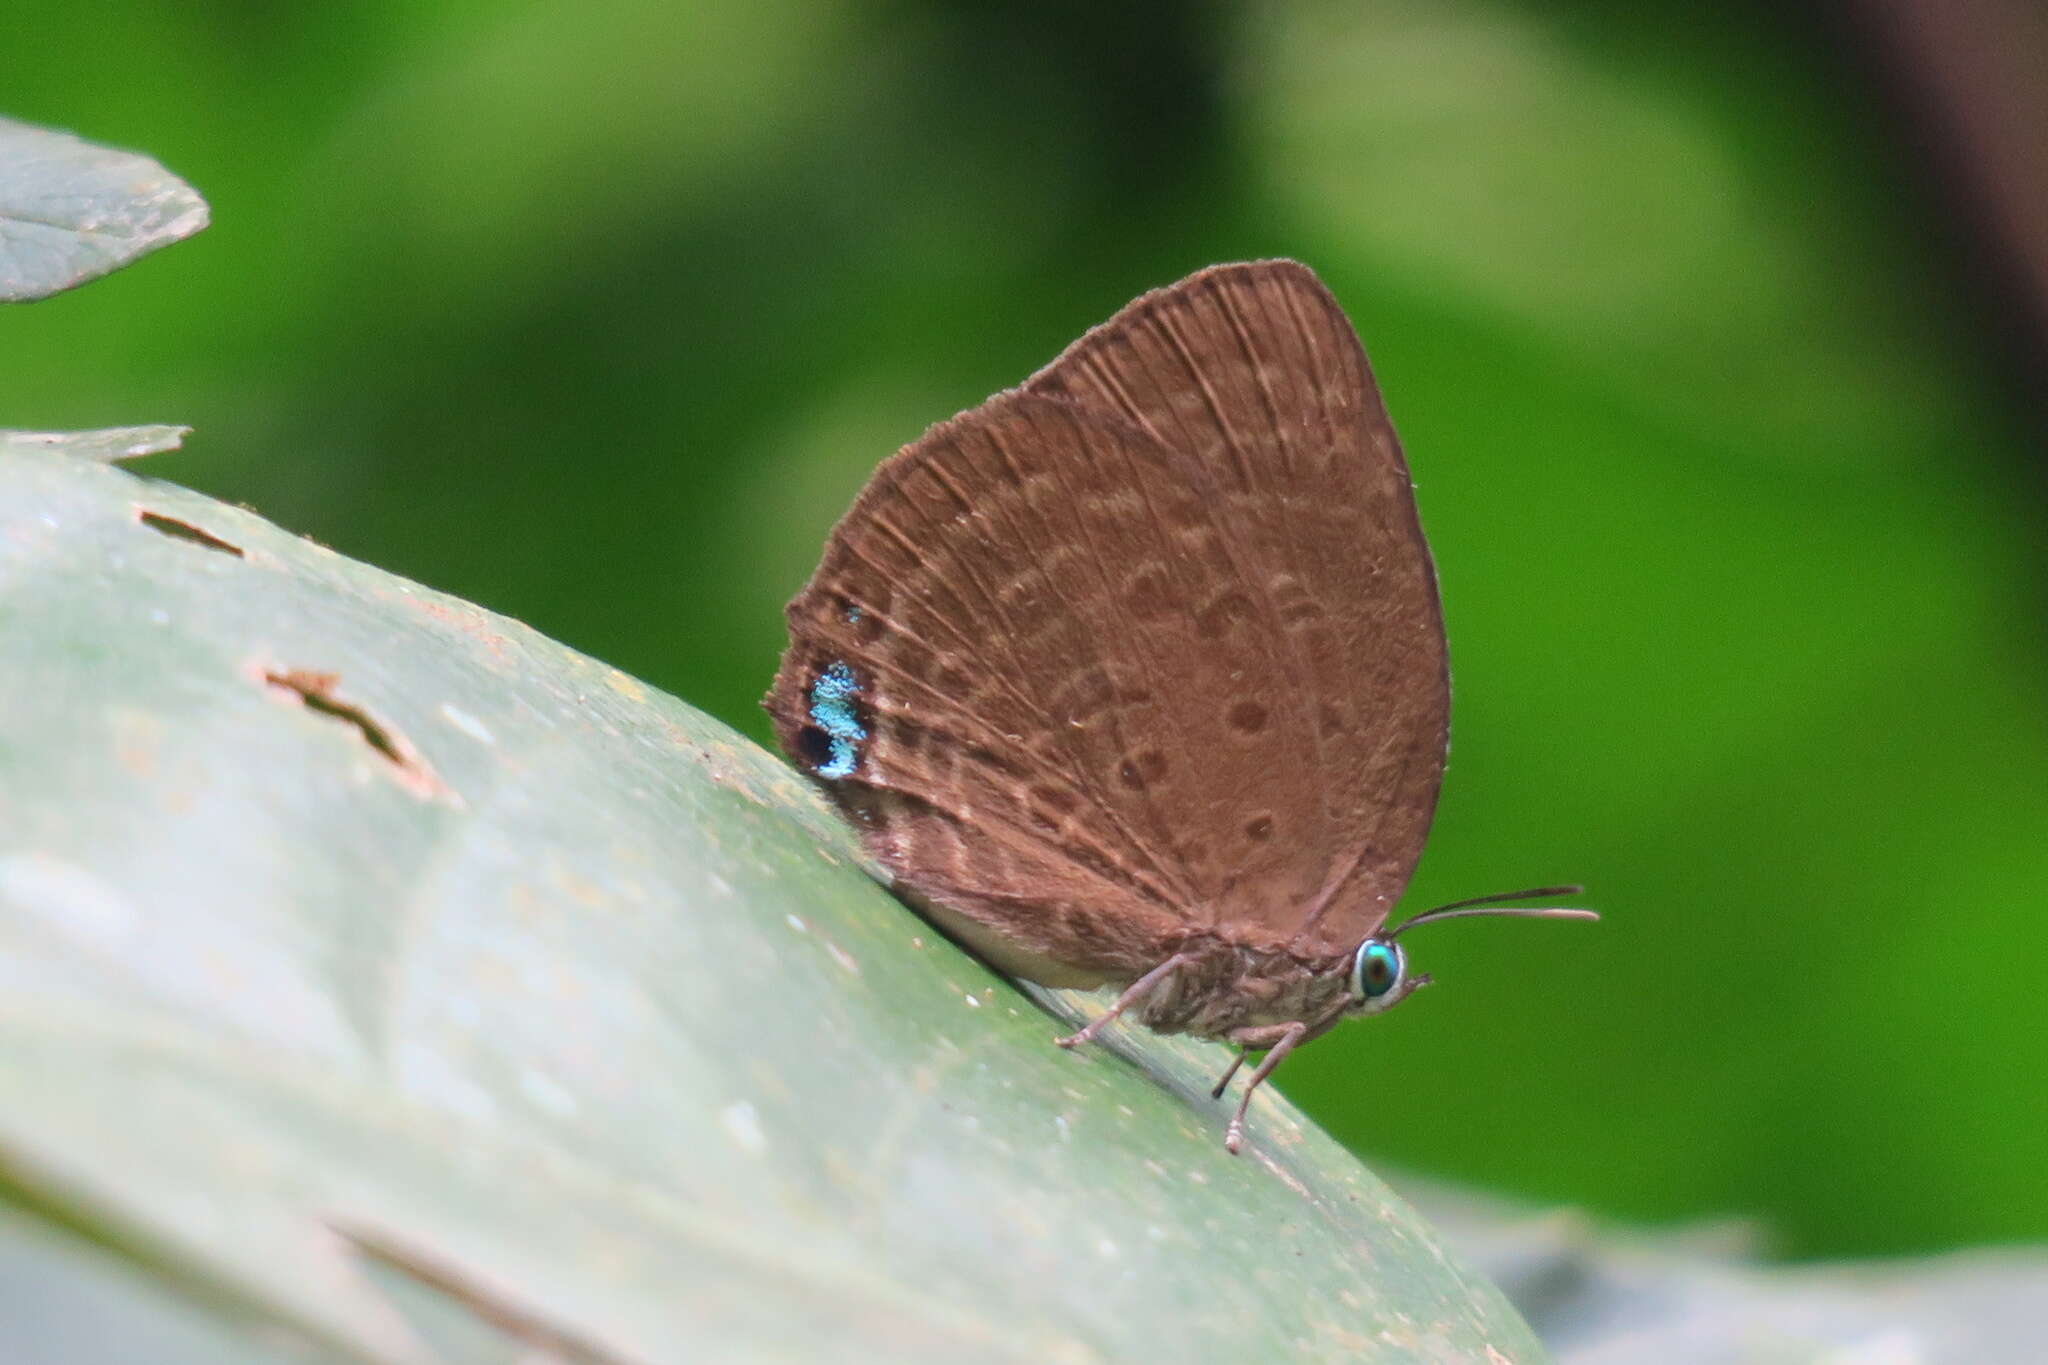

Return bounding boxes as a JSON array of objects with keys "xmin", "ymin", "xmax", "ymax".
[{"xmin": 1346, "ymin": 885, "xmax": 1599, "ymax": 1016}]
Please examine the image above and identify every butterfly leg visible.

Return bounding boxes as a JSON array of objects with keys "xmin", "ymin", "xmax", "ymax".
[
  {"xmin": 1054, "ymin": 952, "xmax": 1196, "ymax": 1050},
  {"xmin": 1221, "ymin": 1021, "xmax": 1310, "ymax": 1154},
  {"xmin": 1209, "ymin": 1051, "xmax": 1246, "ymax": 1100}
]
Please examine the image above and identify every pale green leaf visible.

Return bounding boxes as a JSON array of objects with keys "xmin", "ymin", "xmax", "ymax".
[
  {"xmin": 0, "ymin": 447, "xmax": 1546, "ymax": 1363},
  {"xmin": 0, "ymin": 118, "xmax": 209, "ymax": 302}
]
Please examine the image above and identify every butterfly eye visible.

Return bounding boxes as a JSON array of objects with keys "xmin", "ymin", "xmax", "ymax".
[{"xmin": 1349, "ymin": 939, "xmax": 1404, "ymax": 1002}]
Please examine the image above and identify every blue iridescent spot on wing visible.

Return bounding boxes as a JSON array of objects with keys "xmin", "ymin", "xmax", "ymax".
[{"xmin": 806, "ymin": 661, "xmax": 868, "ymax": 779}]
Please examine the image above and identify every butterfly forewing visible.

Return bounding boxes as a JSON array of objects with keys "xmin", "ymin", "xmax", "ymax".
[
  {"xmin": 1023, "ymin": 261, "xmax": 1448, "ymax": 948},
  {"xmin": 768, "ymin": 261, "xmax": 1448, "ymax": 972}
]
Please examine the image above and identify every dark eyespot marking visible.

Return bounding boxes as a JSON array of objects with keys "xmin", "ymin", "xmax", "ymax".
[
  {"xmin": 1227, "ymin": 700, "xmax": 1269, "ymax": 734},
  {"xmin": 890, "ymin": 718, "xmax": 927, "ymax": 755},
  {"xmin": 1031, "ymin": 783, "xmax": 1081, "ymax": 815},
  {"xmin": 966, "ymin": 745, "xmax": 1024, "ymax": 779},
  {"xmin": 1193, "ymin": 589, "xmax": 1256, "ymax": 639},
  {"xmin": 1117, "ymin": 750, "xmax": 1168, "ymax": 790},
  {"xmin": 795, "ymin": 727, "xmax": 833, "ymax": 773},
  {"xmin": 1126, "ymin": 566, "xmax": 1175, "ymax": 620}
]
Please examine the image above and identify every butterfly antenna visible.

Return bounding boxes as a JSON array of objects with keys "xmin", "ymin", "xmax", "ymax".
[{"xmin": 1390, "ymin": 885, "xmax": 1598, "ymax": 938}]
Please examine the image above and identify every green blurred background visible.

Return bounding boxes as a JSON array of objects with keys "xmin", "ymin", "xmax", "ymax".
[{"xmin": 5, "ymin": 0, "xmax": 2043, "ymax": 1260}]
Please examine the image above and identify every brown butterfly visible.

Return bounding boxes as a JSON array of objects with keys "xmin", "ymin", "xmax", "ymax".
[{"xmin": 767, "ymin": 260, "xmax": 1593, "ymax": 1152}]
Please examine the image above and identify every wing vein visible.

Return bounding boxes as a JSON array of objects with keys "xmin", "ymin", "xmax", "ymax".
[
  {"xmin": 954, "ymin": 419, "xmax": 1196, "ymax": 908},
  {"xmin": 1030, "ymin": 401, "xmax": 1214, "ymax": 911},
  {"xmin": 1148, "ymin": 293, "xmax": 1341, "ymax": 882}
]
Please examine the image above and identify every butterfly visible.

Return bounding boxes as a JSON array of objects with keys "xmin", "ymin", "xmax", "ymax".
[{"xmin": 768, "ymin": 260, "xmax": 1593, "ymax": 1152}]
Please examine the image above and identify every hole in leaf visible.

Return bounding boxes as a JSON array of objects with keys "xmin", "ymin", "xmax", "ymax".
[
  {"xmin": 260, "ymin": 668, "xmax": 450, "ymax": 805},
  {"xmin": 265, "ymin": 669, "xmax": 406, "ymax": 765},
  {"xmin": 138, "ymin": 510, "xmax": 243, "ymax": 557}
]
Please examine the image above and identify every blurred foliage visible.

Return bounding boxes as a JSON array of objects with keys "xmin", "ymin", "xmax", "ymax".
[
  {"xmin": 3, "ymin": 0, "xmax": 2041, "ymax": 1261},
  {"xmin": 0, "ymin": 117, "xmax": 208, "ymax": 300}
]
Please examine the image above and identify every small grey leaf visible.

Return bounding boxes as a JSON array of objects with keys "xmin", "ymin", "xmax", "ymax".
[
  {"xmin": 0, "ymin": 425, "xmax": 191, "ymax": 463},
  {"xmin": 0, "ymin": 119, "xmax": 210, "ymax": 302}
]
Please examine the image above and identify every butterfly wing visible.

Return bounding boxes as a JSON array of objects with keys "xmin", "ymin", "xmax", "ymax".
[
  {"xmin": 767, "ymin": 261, "xmax": 1447, "ymax": 970},
  {"xmin": 1021, "ymin": 261, "xmax": 1448, "ymax": 951},
  {"xmin": 768, "ymin": 394, "xmax": 1227, "ymax": 982}
]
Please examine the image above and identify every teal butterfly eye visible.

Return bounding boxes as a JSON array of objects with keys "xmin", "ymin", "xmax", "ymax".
[{"xmin": 1349, "ymin": 939, "xmax": 1404, "ymax": 1001}]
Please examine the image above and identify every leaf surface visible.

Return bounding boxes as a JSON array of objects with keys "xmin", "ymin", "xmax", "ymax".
[{"xmin": 0, "ymin": 440, "xmax": 1546, "ymax": 1363}]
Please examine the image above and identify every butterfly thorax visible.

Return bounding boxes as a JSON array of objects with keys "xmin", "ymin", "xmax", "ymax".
[{"xmin": 1129, "ymin": 936, "xmax": 1355, "ymax": 1041}]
